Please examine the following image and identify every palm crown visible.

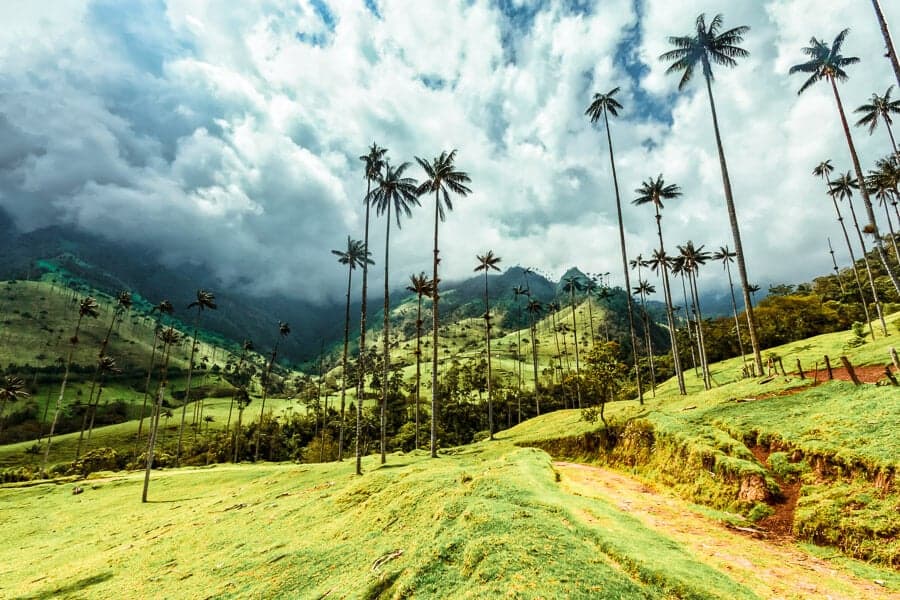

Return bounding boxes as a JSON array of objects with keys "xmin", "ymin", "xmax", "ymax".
[
  {"xmin": 370, "ymin": 161, "xmax": 420, "ymax": 227},
  {"xmin": 854, "ymin": 86, "xmax": 900, "ymax": 134},
  {"xmin": 828, "ymin": 171, "xmax": 859, "ymax": 201},
  {"xmin": 585, "ymin": 86, "xmax": 623, "ymax": 122},
  {"xmin": 189, "ymin": 289, "xmax": 217, "ymax": 311},
  {"xmin": 712, "ymin": 245, "xmax": 736, "ymax": 266},
  {"xmin": 359, "ymin": 142, "xmax": 388, "ymax": 182},
  {"xmin": 659, "ymin": 13, "xmax": 750, "ymax": 91},
  {"xmin": 633, "ymin": 175, "xmax": 682, "ymax": 209},
  {"xmin": 812, "ymin": 159, "xmax": 835, "ymax": 181},
  {"xmin": 789, "ymin": 29, "xmax": 859, "ymax": 94},
  {"xmin": 407, "ymin": 272, "xmax": 434, "ymax": 298},
  {"xmin": 332, "ymin": 237, "xmax": 373, "ymax": 270},
  {"xmin": 415, "ymin": 150, "xmax": 472, "ymax": 221},
  {"xmin": 474, "ymin": 250, "xmax": 502, "ymax": 274},
  {"xmin": 79, "ymin": 297, "xmax": 101, "ymax": 319}
]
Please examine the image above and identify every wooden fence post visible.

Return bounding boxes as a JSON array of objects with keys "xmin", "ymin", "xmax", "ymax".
[
  {"xmin": 796, "ymin": 359, "xmax": 805, "ymax": 379},
  {"xmin": 824, "ymin": 355, "xmax": 833, "ymax": 380},
  {"xmin": 840, "ymin": 356, "xmax": 861, "ymax": 385},
  {"xmin": 891, "ymin": 347, "xmax": 899, "ymax": 372}
]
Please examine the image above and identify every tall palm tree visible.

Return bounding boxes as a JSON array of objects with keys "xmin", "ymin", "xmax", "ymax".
[
  {"xmin": 561, "ymin": 275, "xmax": 584, "ymax": 408},
  {"xmin": 254, "ymin": 321, "xmax": 290, "ymax": 462},
  {"xmin": 830, "ymin": 172, "xmax": 888, "ymax": 335},
  {"xmin": 136, "ymin": 300, "xmax": 174, "ymax": 445},
  {"xmin": 677, "ymin": 242, "xmax": 712, "ymax": 390},
  {"xmin": 585, "ymin": 85, "xmax": 644, "ymax": 404},
  {"xmin": 669, "ymin": 256, "xmax": 699, "ymax": 378},
  {"xmin": 474, "ymin": 251, "xmax": 501, "ymax": 439},
  {"xmin": 142, "ymin": 326, "xmax": 180, "ymax": 502},
  {"xmin": 356, "ymin": 142, "xmax": 387, "ymax": 475},
  {"xmin": 711, "ymin": 246, "xmax": 748, "ymax": 368},
  {"xmin": 43, "ymin": 296, "xmax": 100, "ymax": 473},
  {"xmin": 371, "ymin": 161, "xmax": 420, "ymax": 463},
  {"xmin": 790, "ymin": 28, "xmax": 900, "ymax": 295},
  {"xmin": 867, "ymin": 164, "xmax": 900, "ymax": 265},
  {"xmin": 631, "ymin": 279, "xmax": 657, "ymax": 396},
  {"xmin": 0, "ymin": 375, "xmax": 29, "ymax": 437},
  {"xmin": 512, "ymin": 284, "xmax": 528, "ymax": 400},
  {"xmin": 633, "ymin": 175, "xmax": 686, "ymax": 394},
  {"xmin": 332, "ymin": 237, "xmax": 372, "ymax": 461},
  {"xmin": 176, "ymin": 289, "xmax": 217, "ymax": 466},
  {"xmin": 855, "ymin": 86, "xmax": 900, "ymax": 155},
  {"xmin": 525, "ymin": 298, "xmax": 543, "ymax": 413},
  {"xmin": 660, "ymin": 13, "xmax": 763, "ymax": 375},
  {"xmin": 826, "ymin": 237, "xmax": 847, "ymax": 294},
  {"xmin": 407, "ymin": 272, "xmax": 434, "ymax": 450},
  {"xmin": 548, "ymin": 300, "xmax": 564, "ymax": 383},
  {"xmin": 226, "ymin": 339, "xmax": 253, "ymax": 461},
  {"xmin": 814, "ymin": 160, "xmax": 874, "ymax": 339},
  {"xmin": 870, "ymin": 0, "xmax": 900, "ymax": 88},
  {"xmin": 77, "ymin": 290, "xmax": 132, "ymax": 457},
  {"xmin": 415, "ymin": 149, "xmax": 471, "ymax": 458}
]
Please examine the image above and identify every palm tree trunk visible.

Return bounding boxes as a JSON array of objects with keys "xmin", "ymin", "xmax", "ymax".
[
  {"xmin": 827, "ymin": 238, "xmax": 847, "ymax": 295},
  {"xmin": 825, "ymin": 175, "xmax": 875, "ymax": 339},
  {"xmin": 831, "ymin": 75, "xmax": 900, "ymax": 298},
  {"xmin": 76, "ymin": 310, "xmax": 118, "ymax": 458},
  {"xmin": 529, "ymin": 314, "xmax": 540, "ymax": 415},
  {"xmin": 415, "ymin": 294, "xmax": 423, "ymax": 450},
  {"xmin": 654, "ymin": 204, "xmax": 686, "ymax": 394},
  {"xmin": 142, "ymin": 341, "xmax": 172, "ymax": 503},
  {"xmin": 638, "ymin": 292, "xmax": 656, "ymax": 396},
  {"xmin": 136, "ymin": 323, "xmax": 161, "ymax": 444},
  {"xmin": 357, "ymin": 182, "xmax": 373, "ymax": 475},
  {"xmin": 43, "ymin": 315, "xmax": 84, "ymax": 473},
  {"xmin": 872, "ymin": 0, "xmax": 900, "ymax": 89},
  {"xmin": 723, "ymin": 260, "xmax": 748, "ymax": 369},
  {"xmin": 254, "ymin": 343, "xmax": 279, "ymax": 462},
  {"xmin": 431, "ymin": 190, "xmax": 440, "ymax": 459},
  {"xmin": 515, "ymin": 303, "xmax": 521, "ymax": 423},
  {"xmin": 585, "ymin": 294, "xmax": 595, "ymax": 347},
  {"xmin": 551, "ymin": 309, "xmax": 563, "ymax": 385},
  {"xmin": 338, "ymin": 265, "xmax": 353, "ymax": 461},
  {"xmin": 381, "ymin": 205, "xmax": 391, "ymax": 464},
  {"xmin": 603, "ymin": 108, "xmax": 644, "ymax": 403},
  {"xmin": 689, "ymin": 270, "xmax": 712, "ymax": 390},
  {"xmin": 703, "ymin": 75, "xmax": 764, "ymax": 374},
  {"xmin": 843, "ymin": 193, "xmax": 887, "ymax": 334},
  {"xmin": 226, "ymin": 346, "xmax": 248, "ymax": 461},
  {"xmin": 483, "ymin": 271, "xmax": 494, "ymax": 439},
  {"xmin": 569, "ymin": 290, "xmax": 582, "ymax": 409},
  {"xmin": 680, "ymin": 275, "xmax": 699, "ymax": 377},
  {"xmin": 883, "ymin": 198, "xmax": 900, "ymax": 267},
  {"xmin": 882, "ymin": 115, "xmax": 899, "ymax": 157},
  {"xmin": 176, "ymin": 314, "xmax": 200, "ymax": 467}
]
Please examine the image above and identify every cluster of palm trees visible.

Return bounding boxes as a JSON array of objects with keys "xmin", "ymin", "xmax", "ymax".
[{"xmin": 336, "ymin": 144, "xmax": 470, "ymax": 473}]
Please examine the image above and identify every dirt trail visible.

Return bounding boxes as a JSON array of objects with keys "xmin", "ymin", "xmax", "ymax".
[{"xmin": 555, "ymin": 461, "xmax": 898, "ymax": 600}]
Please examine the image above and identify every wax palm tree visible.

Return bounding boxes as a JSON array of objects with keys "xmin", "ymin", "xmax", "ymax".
[
  {"xmin": 142, "ymin": 326, "xmax": 180, "ymax": 502},
  {"xmin": 232, "ymin": 386, "xmax": 251, "ymax": 463},
  {"xmin": 633, "ymin": 175, "xmax": 686, "ymax": 394},
  {"xmin": 586, "ymin": 85, "xmax": 644, "ymax": 403},
  {"xmin": 791, "ymin": 29, "xmax": 900, "ymax": 295},
  {"xmin": 712, "ymin": 246, "xmax": 749, "ymax": 368},
  {"xmin": 870, "ymin": 0, "xmax": 900, "ymax": 88},
  {"xmin": 355, "ymin": 142, "xmax": 387, "ymax": 475},
  {"xmin": 677, "ymin": 241, "xmax": 712, "ymax": 390},
  {"xmin": 669, "ymin": 256, "xmax": 699, "ymax": 378},
  {"xmin": 415, "ymin": 149, "xmax": 471, "ymax": 458},
  {"xmin": 867, "ymin": 164, "xmax": 900, "ymax": 265},
  {"xmin": 226, "ymin": 339, "xmax": 253, "ymax": 460},
  {"xmin": 830, "ymin": 172, "xmax": 888, "ymax": 334},
  {"xmin": 561, "ymin": 275, "xmax": 584, "ymax": 408},
  {"xmin": 474, "ymin": 251, "xmax": 502, "ymax": 439},
  {"xmin": 175, "ymin": 289, "xmax": 217, "ymax": 465},
  {"xmin": 631, "ymin": 279, "xmax": 657, "ymax": 395},
  {"xmin": 856, "ymin": 86, "xmax": 900, "ymax": 155},
  {"xmin": 332, "ymin": 236, "xmax": 372, "ymax": 460},
  {"xmin": 407, "ymin": 272, "xmax": 434, "ymax": 449},
  {"xmin": 512, "ymin": 284, "xmax": 528, "ymax": 401},
  {"xmin": 77, "ymin": 290, "xmax": 132, "ymax": 457},
  {"xmin": 525, "ymin": 298, "xmax": 543, "ymax": 413},
  {"xmin": 371, "ymin": 161, "xmax": 420, "ymax": 463},
  {"xmin": 136, "ymin": 300, "xmax": 174, "ymax": 445},
  {"xmin": 43, "ymin": 296, "xmax": 100, "ymax": 472},
  {"xmin": 254, "ymin": 321, "xmax": 290, "ymax": 462},
  {"xmin": 660, "ymin": 12, "xmax": 763, "ymax": 375},
  {"xmin": 813, "ymin": 160, "xmax": 874, "ymax": 338},
  {"xmin": 548, "ymin": 300, "xmax": 564, "ymax": 382},
  {"xmin": 0, "ymin": 375, "xmax": 29, "ymax": 437}
]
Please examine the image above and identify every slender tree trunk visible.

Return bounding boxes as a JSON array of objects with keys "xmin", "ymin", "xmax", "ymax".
[
  {"xmin": 529, "ymin": 313, "xmax": 540, "ymax": 414},
  {"xmin": 654, "ymin": 205, "xmax": 685, "ymax": 394},
  {"xmin": 723, "ymin": 260, "xmax": 748, "ymax": 368},
  {"xmin": 827, "ymin": 238, "xmax": 847, "ymax": 295},
  {"xmin": 176, "ymin": 312, "xmax": 201, "ymax": 466},
  {"xmin": 136, "ymin": 323, "xmax": 161, "ymax": 444},
  {"xmin": 431, "ymin": 190, "xmax": 440, "ymax": 459},
  {"xmin": 142, "ymin": 341, "xmax": 172, "ymax": 503},
  {"xmin": 882, "ymin": 115, "xmax": 899, "ymax": 157},
  {"xmin": 254, "ymin": 343, "xmax": 279, "ymax": 462},
  {"xmin": 356, "ymin": 183, "xmax": 372, "ymax": 475},
  {"xmin": 689, "ymin": 269, "xmax": 712, "ymax": 390},
  {"xmin": 226, "ymin": 345, "xmax": 248, "ymax": 462},
  {"xmin": 882, "ymin": 198, "xmax": 900, "ymax": 266},
  {"xmin": 872, "ymin": 0, "xmax": 900, "ymax": 89},
  {"xmin": 75, "ymin": 309, "xmax": 118, "ymax": 458},
  {"xmin": 680, "ymin": 274, "xmax": 699, "ymax": 377},
  {"xmin": 844, "ymin": 192, "xmax": 886, "ymax": 334},
  {"xmin": 638, "ymin": 291, "xmax": 656, "ymax": 396},
  {"xmin": 43, "ymin": 315, "xmax": 84, "ymax": 473},
  {"xmin": 338, "ymin": 265, "xmax": 353, "ymax": 461},
  {"xmin": 831, "ymin": 76, "xmax": 900, "ymax": 297},
  {"xmin": 415, "ymin": 294, "xmax": 423, "ymax": 450},
  {"xmin": 704, "ymin": 76, "xmax": 764, "ymax": 373},
  {"xmin": 825, "ymin": 174, "xmax": 875, "ymax": 339},
  {"xmin": 483, "ymin": 271, "xmax": 494, "ymax": 439},
  {"xmin": 569, "ymin": 289, "xmax": 582, "ymax": 409},
  {"xmin": 604, "ymin": 109, "xmax": 644, "ymax": 403},
  {"xmin": 551, "ymin": 308, "xmax": 563, "ymax": 385},
  {"xmin": 381, "ymin": 206, "xmax": 391, "ymax": 464}
]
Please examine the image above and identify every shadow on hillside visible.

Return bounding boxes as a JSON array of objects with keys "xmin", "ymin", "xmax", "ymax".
[{"xmin": 13, "ymin": 571, "xmax": 113, "ymax": 600}]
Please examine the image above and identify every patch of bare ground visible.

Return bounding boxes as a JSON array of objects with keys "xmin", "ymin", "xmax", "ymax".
[
  {"xmin": 749, "ymin": 446, "xmax": 800, "ymax": 539},
  {"xmin": 555, "ymin": 461, "xmax": 897, "ymax": 600}
]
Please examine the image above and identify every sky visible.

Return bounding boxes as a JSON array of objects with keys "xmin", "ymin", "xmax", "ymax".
[{"xmin": 1, "ymin": 0, "xmax": 899, "ymax": 305}]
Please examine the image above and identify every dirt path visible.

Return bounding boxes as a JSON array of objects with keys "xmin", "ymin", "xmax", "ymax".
[{"xmin": 555, "ymin": 461, "xmax": 899, "ymax": 600}]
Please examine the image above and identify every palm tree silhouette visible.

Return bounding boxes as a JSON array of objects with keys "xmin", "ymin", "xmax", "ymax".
[
  {"xmin": 356, "ymin": 142, "xmax": 387, "ymax": 475},
  {"xmin": 830, "ymin": 172, "xmax": 887, "ymax": 335},
  {"xmin": 631, "ymin": 279, "xmax": 657, "ymax": 395},
  {"xmin": 416, "ymin": 149, "xmax": 471, "ymax": 458},
  {"xmin": 136, "ymin": 300, "xmax": 174, "ymax": 446},
  {"xmin": 585, "ymin": 85, "xmax": 644, "ymax": 403},
  {"xmin": 44, "ymin": 296, "xmax": 100, "ymax": 473},
  {"xmin": 371, "ymin": 161, "xmax": 420, "ymax": 464},
  {"xmin": 660, "ymin": 12, "xmax": 763, "ymax": 375},
  {"xmin": 869, "ymin": 0, "xmax": 900, "ymax": 89},
  {"xmin": 407, "ymin": 272, "xmax": 434, "ymax": 450},
  {"xmin": 712, "ymin": 246, "xmax": 749, "ymax": 369},
  {"xmin": 633, "ymin": 175, "xmax": 686, "ymax": 394},
  {"xmin": 332, "ymin": 237, "xmax": 372, "ymax": 460},
  {"xmin": 677, "ymin": 242, "xmax": 712, "ymax": 389},
  {"xmin": 177, "ymin": 289, "xmax": 217, "ymax": 465},
  {"xmin": 0, "ymin": 375, "xmax": 29, "ymax": 438},
  {"xmin": 474, "ymin": 251, "xmax": 502, "ymax": 439},
  {"xmin": 562, "ymin": 275, "xmax": 584, "ymax": 408},
  {"xmin": 791, "ymin": 28, "xmax": 900, "ymax": 295},
  {"xmin": 511, "ymin": 284, "xmax": 528, "ymax": 421},
  {"xmin": 525, "ymin": 298, "xmax": 543, "ymax": 413},
  {"xmin": 855, "ymin": 86, "xmax": 900, "ymax": 156},
  {"xmin": 254, "ymin": 321, "xmax": 290, "ymax": 462},
  {"xmin": 142, "ymin": 326, "xmax": 181, "ymax": 502},
  {"xmin": 813, "ymin": 160, "xmax": 874, "ymax": 339}
]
